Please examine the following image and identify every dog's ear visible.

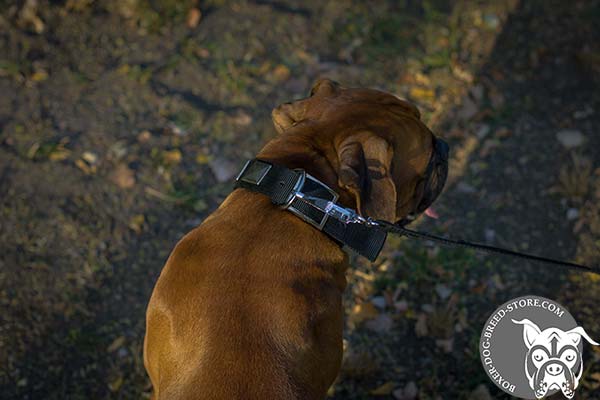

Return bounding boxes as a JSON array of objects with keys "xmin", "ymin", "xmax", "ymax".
[
  {"xmin": 272, "ymin": 100, "xmax": 308, "ymax": 134},
  {"xmin": 337, "ymin": 133, "xmax": 397, "ymax": 221},
  {"xmin": 565, "ymin": 326, "xmax": 600, "ymax": 346},
  {"xmin": 512, "ymin": 319, "xmax": 542, "ymax": 349},
  {"xmin": 310, "ymin": 78, "xmax": 340, "ymax": 97},
  {"xmin": 271, "ymin": 79, "xmax": 340, "ymax": 134}
]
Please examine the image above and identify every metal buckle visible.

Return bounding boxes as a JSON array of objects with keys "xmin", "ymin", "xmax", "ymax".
[
  {"xmin": 235, "ymin": 160, "xmax": 272, "ymax": 185},
  {"xmin": 283, "ymin": 172, "xmax": 374, "ymax": 230}
]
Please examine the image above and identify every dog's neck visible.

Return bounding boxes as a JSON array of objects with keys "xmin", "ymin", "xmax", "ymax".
[
  {"xmin": 255, "ymin": 135, "xmax": 357, "ymax": 211},
  {"xmin": 211, "ymin": 188, "xmax": 350, "ymax": 277},
  {"xmin": 205, "ymin": 134, "xmax": 352, "ymax": 274}
]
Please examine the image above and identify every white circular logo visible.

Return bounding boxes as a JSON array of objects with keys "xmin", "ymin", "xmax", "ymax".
[{"xmin": 480, "ymin": 295, "xmax": 599, "ymax": 399}]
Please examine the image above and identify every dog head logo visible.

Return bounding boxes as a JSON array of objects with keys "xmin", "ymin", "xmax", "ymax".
[{"xmin": 512, "ymin": 318, "xmax": 599, "ymax": 399}]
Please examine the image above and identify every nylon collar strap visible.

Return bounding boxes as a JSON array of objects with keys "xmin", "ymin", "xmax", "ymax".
[{"xmin": 234, "ymin": 159, "xmax": 387, "ymax": 261}]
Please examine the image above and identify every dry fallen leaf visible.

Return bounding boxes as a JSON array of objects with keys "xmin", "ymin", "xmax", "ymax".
[
  {"xmin": 107, "ymin": 336, "xmax": 126, "ymax": 353},
  {"xmin": 186, "ymin": 8, "xmax": 202, "ymax": 28},
  {"xmin": 435, "ymin": 338, "xmax": 454, "ymax": 353},
  {"xmin": 582, "ymin": 372, "xmax": 600, "ymax": 390},
  {"xmin": 494, "ymin": 127, "xmax": 512, "ymax": 139},
  {"xmin": 129, "ymin": 214, "xmax": 145, "ymax": 234},
  {"xmin": 108, "ymin": 376, "xmax": 123, "ymax": 392},
  {"xmin": 75, "ymin": 159, "xmax": 94, "ymax": 174},
  {"xmin": 370, "ymin": 381, "xmax": 396, "ymax": 396},
  {"xmin": 82, "ymin": 151, "xmax": 98, "ymax": 165},
  {"xmin": 19, "ymin": 0, "xmax": 45, "ymax": 34},
  {"xmin": 349, "ymin": 302, "xmax": 379, "ymax": 328},
  {"xmin": 48, "ymin": 148, "xmax": 71, "ymax": 161},
  {"xmin": 110, "ymin": 164, "xmax": 135, "ymax": 189},
  {"xmin": 415, "ymin": 313, "xmax": 428, "ymax": 337},
  {"xmin": 137, "ymin": 130, "xmax": 151, "ymax": 143},
  {"xmin": 341, "ymin": 349, "xmax": 378, "ymax": 378},
  {"xmin": 272, "ymin": 64, "xmax": 290, "ymax": 82},
  {"xmin": 232, "ymin": 110, "xmax": 253, "ymax": 126},
  {"xmin": 163, "ymin": 149, "xmax": 182, "ymax": 165}
]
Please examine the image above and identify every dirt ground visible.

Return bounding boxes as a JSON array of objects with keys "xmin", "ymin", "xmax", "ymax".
[{"xmin": 1, "ymin": 0, "xmax": 599, "ymax": 399}]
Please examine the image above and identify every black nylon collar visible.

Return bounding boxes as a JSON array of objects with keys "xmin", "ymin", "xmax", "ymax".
[{"xmin": 234, "ymin": 159, "xmax": 387, "ymax": 261}]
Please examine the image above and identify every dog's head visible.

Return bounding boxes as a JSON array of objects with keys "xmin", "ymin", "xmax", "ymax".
[
  {"xmin": 512, "ymin": 318, "xmax": 599, "ymax": 399},
  {"xmin": 262, "ymin": 78, "xmax": 448, "ymax": 224}
]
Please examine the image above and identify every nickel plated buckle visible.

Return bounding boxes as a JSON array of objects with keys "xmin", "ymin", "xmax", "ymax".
[{"xmin": 282, "ymin": 170, "xmax": 377, "ymax": 230}]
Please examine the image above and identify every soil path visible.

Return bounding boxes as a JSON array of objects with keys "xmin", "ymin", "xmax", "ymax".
[{"xmin": 1, "ymin": 1, "xmax": 598, "ymax": 399}]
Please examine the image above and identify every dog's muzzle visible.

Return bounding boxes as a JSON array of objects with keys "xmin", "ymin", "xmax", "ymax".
[{"xmin": 398, "ymin": 136, "xmax": 449, "ymax": 226}]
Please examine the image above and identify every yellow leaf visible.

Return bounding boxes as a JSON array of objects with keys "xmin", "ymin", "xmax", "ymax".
[
  {"xmin": 587, "ymin": 272, "xmax": 600, "ymax": 282},
  {"xmin": 327, "ymin": 385, "xmax": 335, "ymax": 397},
  {"xmin": 49, "ymin": 149, "xmax": 70, "ymax": 161},
  {"xmin": 108, "ymin": 376, "xmax": 123, "ymax": 392},
  {"xmin": 370, "ymin": 381, "xmax": 396, "ymax": 396},
  {"xmin": 195, "ymin": 153, "xmax": 212, "ymax": 164},
  {"xmin": 117, "ymin": 64, "xmax": 130, "ymax": 75},
  {"xmin": 409, "ymin": 87, "xmax": 435, "ymax": 103},
  {"xmin": 414, "ymin": 72, "xmax": 430, "ymax": 85},
  {"xmin": 75, "ymin": 159, "xmax": 94, "ymax": 174},
  {"xmin": 163, "ymin": 149, "xmax": 182, "ymax": 165},
  {"xmin": 31, "ymin": 70, "xmax": 48, "ymax": 82}
]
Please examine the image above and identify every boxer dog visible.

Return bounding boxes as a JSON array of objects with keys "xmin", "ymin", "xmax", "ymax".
[
  {"xmin": 512, "ymin": 319, "xmax": 599, "ymax": 399},
  {"xmin": 144, "ymin": 79, "xmax": 448, "ymax": 399}
]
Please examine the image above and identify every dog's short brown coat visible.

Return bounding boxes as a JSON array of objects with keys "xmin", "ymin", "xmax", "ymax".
[{"xmin": 144, "ymin": 79, "xmax": 447, "ymax": 399}]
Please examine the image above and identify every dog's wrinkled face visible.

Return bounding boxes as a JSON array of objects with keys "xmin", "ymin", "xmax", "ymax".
[
  {"xmin": 267, "ymin": 78, "xmax": 448, "ymax": 224},
  {"xmin": 513, "ymin": 319, "xmax": 599, "ymax": 399}
]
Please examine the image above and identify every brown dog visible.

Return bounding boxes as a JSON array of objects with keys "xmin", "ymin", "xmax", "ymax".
[{"xmin": 144, "ymin": 79, "xmax": 448, "ymax": 399}]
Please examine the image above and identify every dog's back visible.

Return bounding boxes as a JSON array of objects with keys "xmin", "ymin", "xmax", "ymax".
[{"xmin": 144, "ymin": 190, "xmax": 347, "ymax": 399}]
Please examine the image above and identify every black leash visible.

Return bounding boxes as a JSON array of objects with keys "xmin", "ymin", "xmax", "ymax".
[
  {"xmin": 233, "ymin": 158, "xmax": 598, "ymax": 275},
  {"xmin": 374, "ymin": 219, "xmax": 600, "ymax": 276}
]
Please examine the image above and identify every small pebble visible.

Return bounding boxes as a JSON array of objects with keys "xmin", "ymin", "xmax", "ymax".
[
  {"xmin": 209, "ymin": 157, "xmax": 239, "ymax": 183},
  {"xmin": 566, "ymin": 208, "xmax": 579, "ymax": 221},
  {"xmin": 469, "ymin": 383, "xmax": 493, "ymax": 400},
  {"xmin": 394, "ymin": 300, "xmax": 408, "ymax": 312},
  {"xmin": 422, "ymin": 304, "xmax": 434, "ymax": 313},
  {"xmin": 117, "ymin": 347, "xmax": 128, "ymax": 358},
  {"xmin": 456, "ymin": 182, "xmax": 477, "ymax": 194},
  {"xmin": 371, "ymin": 296, "xmax": 386, "ymax": 309},
  {"xmin": 556, "ymin": 130, "xmax": 584, "ymax": 148},
  {"xmin": 365, "ymin": 314, "xmax": 393, "ymax": 333},
  {"xmin": 476, "ymin": 124, "xmax": 491, "ymax": 139},
  {"xmin": 483, "ymin": 13, "xmax": 500, "ymax": 29},
  {"xmin": 484, "ymin": 228, "xmax": 495, "ymax": 243},
  {"xmin": 435, "ymin": 284, "xmax": 452, "ymax": 300},
  {"xmin": 399, "ymin": 381, "xmax": 418, "ymax": 400}
]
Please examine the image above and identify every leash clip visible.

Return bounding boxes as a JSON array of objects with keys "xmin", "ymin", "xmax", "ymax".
[{"xmin": 324, "ymin": 202, "xmax": 362, "ymax": 224}]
